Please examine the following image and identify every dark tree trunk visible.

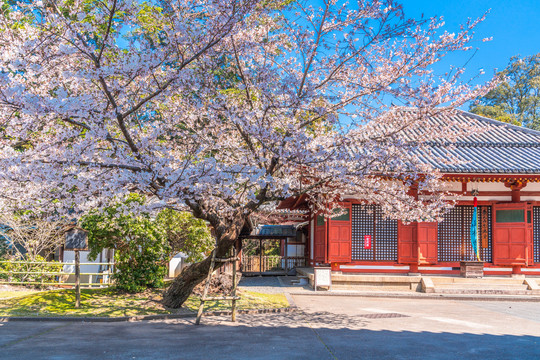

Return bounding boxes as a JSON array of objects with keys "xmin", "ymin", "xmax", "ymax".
[
  {"xmin": 162, "ymin": 256, "xmax": 215, "ymax": 308},
  {"xmin": 162, "ymin": 211, "xmax": 245, "ymax": 308}
]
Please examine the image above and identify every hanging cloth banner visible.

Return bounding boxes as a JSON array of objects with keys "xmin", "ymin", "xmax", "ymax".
[
  {"xmin": 470, "ymin": 197, "xmax": 481, "ymax": 261},
  {"xmin": 364, "ymin": 235, "xmax": 372, "ymax": 250}
]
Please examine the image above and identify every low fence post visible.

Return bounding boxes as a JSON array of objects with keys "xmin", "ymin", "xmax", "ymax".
[
  {"xmin": 284, "ymin": 238, "xmax": 288, "ymax": 275},
  {"xmin": 75, "ymin": 250, "xmax": 81, "ymax": 308},
  {"xmin": 259, "ymin": 239, "xmax": 263, "ymax": 276}
]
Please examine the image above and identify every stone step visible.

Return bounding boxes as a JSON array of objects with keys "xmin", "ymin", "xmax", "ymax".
[
  {"xmin": 331, "ymin": 275, "xmax": 421, "ymax": 284},
  {"xmin": 433, "ymin": 288, "xmax": 532, "ymax": 295},
  {"xmin": 332, "ymin": 283, "xmax": 419, "ymax": 292},
  {"xmin": 430, "ymin": 277, "xmax": 524, "ymax": 285},
  {"xmin": 295, "ymin": 268, "xmax": 540, "ymax": 295},
  {"xmin": 435, "ymin": 283, "xmax": 528, "ymax": 290}
]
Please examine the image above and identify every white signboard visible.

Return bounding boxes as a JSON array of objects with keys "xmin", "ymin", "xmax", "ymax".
[{"xmin": 314, "ymin": 267, "xmax": 332, "ymax": 291}]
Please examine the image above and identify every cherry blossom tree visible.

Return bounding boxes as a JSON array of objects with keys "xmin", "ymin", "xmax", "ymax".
[{"xmin": 0, "ymin": 0, "xmax": 497, "ymax": 307}]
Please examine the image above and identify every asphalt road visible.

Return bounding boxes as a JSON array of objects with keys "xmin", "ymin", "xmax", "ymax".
[{"xmin": 1, "ymin": 295, "xmax": 539, "ymax": 359}]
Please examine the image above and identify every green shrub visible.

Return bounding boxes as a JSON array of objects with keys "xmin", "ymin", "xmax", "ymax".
[
  {"xmin": 81, "ymin": 195, "xmax": 169, "ymax": 292},
  {"xmin": 156, "ymin": 208, "xmax": 213, "ymax": 263},
  {"xmin": 81, "ymin": 195, "xmax": 216, "ymax": 292}
]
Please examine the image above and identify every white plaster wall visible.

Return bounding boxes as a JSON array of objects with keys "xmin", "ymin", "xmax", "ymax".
[
  {"xmin": 63, "ymin": 249, "xmax": 111, "ymax": 284},
  {"xmin": 420, "ymin": 195, "xmax": 513, "ymax": 202},
  {"xmin": 470, "ymin": 182, "xmax": 508, "ymax": 192},
  {"xmin": 442, "ymin": 181, "xmax": 462, "ymax": 191},
  {"xmin": 462, "ymin": 196, "xmax": 512, "ymax": 202},
  {"xmin": 521, "ymin": 196, "xmax": 540, "ymax": 201},
  {"xmin": 523, "ymin": 181, "xmax": 540, "ymax": 201},
  {"xmin": 525, "ymin": 182, "xmax": 540, "ymax": 191}
]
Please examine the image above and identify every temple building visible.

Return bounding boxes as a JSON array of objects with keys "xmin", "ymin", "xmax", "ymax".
[{"xmin": 280, "ymin": 110, "xmax": 540, "ymax": 276}]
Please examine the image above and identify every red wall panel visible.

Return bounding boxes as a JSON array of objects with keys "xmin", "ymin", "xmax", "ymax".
[
  {"xmin": 492, "ymin": 203, "xmax": 532, "ymax": 266},
  {"xmin": 398, "ymin": 221, "xmax": 417, "ymax": 264},
  {"xmin": 328, "ymin": 203, "xmax": 352, "ymax": 263}
]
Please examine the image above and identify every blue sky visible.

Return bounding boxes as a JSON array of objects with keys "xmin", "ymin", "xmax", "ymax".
[{"xmin": 402, "ymin": 0, "xmax": 540, "ymax": 107}]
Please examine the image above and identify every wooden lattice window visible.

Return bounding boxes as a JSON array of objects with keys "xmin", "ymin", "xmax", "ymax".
[
  {"xmin": 534, "ymin": 207, "xmax": 540, "ymax": 263},
  {"xmin": 437, "ymin": 206, "xmax": 492, "ymax": 262},
  {"xmin": 352, "ymin": 204, "xmax": 398, "ymax": 261}
]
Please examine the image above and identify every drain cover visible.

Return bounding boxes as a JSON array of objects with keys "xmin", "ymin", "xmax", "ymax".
[{"xmin": 358, "ymin": 313, "xmax": 409, "ymax": 319}]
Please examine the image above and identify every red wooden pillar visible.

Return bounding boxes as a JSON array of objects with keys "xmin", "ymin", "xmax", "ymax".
[
  {"xmin": 314, "ymin": 213, "xmax": 327, "ymax": 264},
  {"xmin": 505, "ymin": 181, "xmax": 527, "ymax": 203}
]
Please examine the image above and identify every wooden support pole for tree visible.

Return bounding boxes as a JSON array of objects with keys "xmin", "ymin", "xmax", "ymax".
[
  {"xmin": 259, "ymin": 239, "xmax": 263, "ymax": 276},
  {"xmin": 196, "ymin": 247, "xmax": 216, "ymax": 325},
  {"xmin": 196, "ymin": 244, "xmax": 241, "ymax": 325},
  {"xmin": 75, "ymin": 250, "xmax": 80, "ymax": 308},
  {"xmin": 284, "ymin": 238, "xmax": 288, "ymax": 276},
  {"xmin": 231, "ymin": 247, "xmax": 238, "ymax": 322}
]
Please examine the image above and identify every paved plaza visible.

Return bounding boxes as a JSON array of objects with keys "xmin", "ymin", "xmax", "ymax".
[{"xmin": 1, "ymin": 290, "xmax": 539, "ymax": 359}]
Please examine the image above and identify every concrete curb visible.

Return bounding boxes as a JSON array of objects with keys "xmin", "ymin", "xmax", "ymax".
[
  {"xmin": 284, "ymin": 292, "xmax": 299, "ymax": 309},
  {"xmin": 289, "ymin": 291, "xmax": 540, "ymax": 302},
  {"xmin": 0, "ymin": 312, "xmax": 195, "ymax": 323},
  {"xmin": 0, "ymin": 307, "xmax": 297, "ymax": 323}
]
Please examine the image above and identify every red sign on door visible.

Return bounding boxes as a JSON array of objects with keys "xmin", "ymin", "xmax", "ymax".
[{"xmin": 364, "ymin": 235, "xmax": 372, "ymax": 250}]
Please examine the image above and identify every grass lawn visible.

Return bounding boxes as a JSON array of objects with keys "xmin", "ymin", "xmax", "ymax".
[
  {"xmin": 0, "ymin": 287, "xmax": 289, "ymax": 318},
  {"xmin": 0, "ymin": 289, "xmax": 41, "ymax": 299}
]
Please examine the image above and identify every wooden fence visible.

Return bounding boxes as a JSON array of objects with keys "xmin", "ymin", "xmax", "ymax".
[
  {"xmin": 0, "ymin": 260, "xmax": 115, "ymax": 288},
  {"xmin": 241, "ymin": 255, "xmax": 305, "ymax": 273}
]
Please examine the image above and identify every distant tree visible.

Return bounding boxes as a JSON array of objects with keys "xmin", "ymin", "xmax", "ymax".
[
  {"xmin": 0, "ymin": 228, "xmax": 10, "ymax": 259},
  {"xmin": 156, "ymin": 209, "xmax": 213, "ymax": 263},
  {"xmin": 0, "ymin": 213, "xmax": 65, "ymax": 261},
  {"xmin": 470, "ymin": 53, "xmax": 540, "ymax": 129}
]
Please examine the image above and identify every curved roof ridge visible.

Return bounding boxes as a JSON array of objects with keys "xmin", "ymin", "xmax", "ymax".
[
  {"xmin": 426, "ymin": 141, "xmax": 540, "ymax": 147},
  {"xmin": 456, "ymin": 109, "xmax": 540, "ymax": 138}
]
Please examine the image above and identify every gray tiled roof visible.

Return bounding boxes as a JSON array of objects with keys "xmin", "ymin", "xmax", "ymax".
[{"xmin": 416, "ymin": 110, "xmax": 540, "ymax": 174}]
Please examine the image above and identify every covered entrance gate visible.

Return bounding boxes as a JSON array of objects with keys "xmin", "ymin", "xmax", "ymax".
[{"xmin": 240, "ymin": 225, "xmax": 306, "ymax": 275}]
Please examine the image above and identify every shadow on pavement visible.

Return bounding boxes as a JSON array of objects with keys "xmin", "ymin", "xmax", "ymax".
[{"xmin": 1, "ymin": 310, "xmax": 539, "ymax": 359}]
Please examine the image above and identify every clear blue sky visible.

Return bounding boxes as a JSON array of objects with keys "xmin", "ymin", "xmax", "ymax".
[{"xmin": 402, "ymin": 0, "xmax": 540, "ymax": 107}]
